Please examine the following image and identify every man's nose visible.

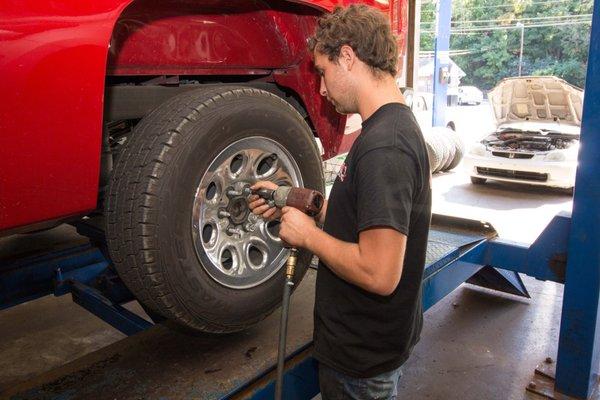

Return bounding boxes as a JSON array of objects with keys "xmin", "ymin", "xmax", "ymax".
[{"xmin": 319, "ymin": 78, "xmax": 327, "ymax": 97}]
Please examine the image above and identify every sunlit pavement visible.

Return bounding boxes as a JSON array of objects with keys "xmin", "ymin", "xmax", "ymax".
[{"xmin": 432, "ymin": 168, "xmax": 573, "ymax": 244}]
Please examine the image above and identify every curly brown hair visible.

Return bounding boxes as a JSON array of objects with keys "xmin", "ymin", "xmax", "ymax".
[{"xmin": 308, "ymin": 4, "xmax": 398, "ymax": 77}]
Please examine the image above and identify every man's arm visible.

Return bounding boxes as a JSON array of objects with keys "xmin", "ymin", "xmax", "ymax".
[
  {"xmin": 280, "ymin": 207, "xmax": 406, "ymax": 296},
  {"xmin": 317, "ymin": 146, "xmax": 415, "ymax": 294},
  {"xmin": 279, "ymin": 146, "xmax": 418, "ymax": 295}
]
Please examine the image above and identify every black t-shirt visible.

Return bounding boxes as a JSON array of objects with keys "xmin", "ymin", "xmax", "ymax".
[{"xmin": 313, "ymin": 102, "xmax": 432, "ymax": 378}]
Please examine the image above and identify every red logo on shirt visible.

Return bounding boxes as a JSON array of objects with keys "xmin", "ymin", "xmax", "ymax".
[{"xmin": 337, "ymin": 163, "xmax": 347, "ymax": 182}]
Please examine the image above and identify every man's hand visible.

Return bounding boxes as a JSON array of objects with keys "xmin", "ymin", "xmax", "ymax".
[
  {"xmin": 248, "ymin": 181, "xmax": 280, "ymax": 221},
  {"xmin": 280, "ymin": 206, "xmax": 319, "ymax": 248},
  {"xmin": 249, "ymin": 181, "xmax": 320, "ymax": 248}
]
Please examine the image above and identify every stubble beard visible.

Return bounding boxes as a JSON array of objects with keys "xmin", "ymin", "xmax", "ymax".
[{"xmin": 331, "ymin": 92, "xmax": 358, "ymax": 115}]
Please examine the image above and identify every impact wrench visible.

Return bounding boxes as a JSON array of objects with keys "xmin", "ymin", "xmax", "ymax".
[{"xmin": 251, "ymin": 186, "xmax": 324, "ymax": 400}]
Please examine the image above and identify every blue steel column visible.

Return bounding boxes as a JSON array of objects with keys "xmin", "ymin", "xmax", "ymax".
[
  {"xmin": 432, "ymin": 0, "xmax": 451, "ymax": 127},
  {"xmin": 555, "ymin": 0, "xmax": 600, "ymax": 397}
]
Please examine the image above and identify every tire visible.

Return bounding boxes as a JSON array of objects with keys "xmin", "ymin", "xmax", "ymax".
[
  {"xmin": 438, "ymin": 133, "xmax": 456, "ymax": 171},
  {"xmin": 424, "ymin": 128, "xmax": 451, "ymax": 173},
  {"xmin": 445, "ymin": 129, "xmax": 466, "ymax": 171},
  {"xmin": 471, "ymin": 176, "xmax": 487, "ymax": 185},
  {"xmin": 424, "ymin": 136, "xmax": 442, "ymax": 173},
  {"xmin": 433, "ymin": 137, "xmax": 446, "ymax": 173},
  {"xmin": 106, "ymin": 86, "xmax": 324, "ymax": 333}
]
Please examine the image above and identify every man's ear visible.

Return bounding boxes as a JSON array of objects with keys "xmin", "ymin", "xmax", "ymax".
[{"xmin": 339, "ymin": 45, "xmax": 356, "ymax": 71}]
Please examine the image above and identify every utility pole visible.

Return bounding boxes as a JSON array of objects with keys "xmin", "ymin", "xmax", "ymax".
[{"xmin": 516, "ymin": 22, "xmax": 525, "ymax": 76}]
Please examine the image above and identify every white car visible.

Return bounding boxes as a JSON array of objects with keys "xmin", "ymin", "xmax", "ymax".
[
  {"xmin": 463, "ymin": 76, "xmax": 583, "ymax": 190},
  {"xmin": 457, "ymin": 86, "xmax": 484, "ymax": 105},
  {"xmin": 401, "ymin": 88, "xmax": 457, "ymax": 131}
]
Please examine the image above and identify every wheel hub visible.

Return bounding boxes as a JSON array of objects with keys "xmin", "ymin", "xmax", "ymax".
[
  {"xmin": 226, "ymin": 191, "xmax": 251, "ymax": 226},
  {"xmin": 191, "ymin": 137, "xmax": 303, "ymax": 289}
]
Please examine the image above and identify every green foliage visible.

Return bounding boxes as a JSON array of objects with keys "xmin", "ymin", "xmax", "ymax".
[
  {"xmin": 420, "ymin": 0, "xmax": 592, "ymax": 90},
  {"xmin": 529, "ymin": 58, "xmax": 587, "ymax": 87}
]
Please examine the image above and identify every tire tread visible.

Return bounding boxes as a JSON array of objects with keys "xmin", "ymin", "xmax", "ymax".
[{"xmin": 106, "ymin": 86, "xmax": 321, "ymax": 333}]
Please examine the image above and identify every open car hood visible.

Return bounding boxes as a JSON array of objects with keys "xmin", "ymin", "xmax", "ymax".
[{"xmin": 488, "ymin": 76, "xmax": 584, "ymax": 128}]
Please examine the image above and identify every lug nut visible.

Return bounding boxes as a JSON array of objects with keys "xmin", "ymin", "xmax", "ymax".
[
  {"xmin": 242, "ymin": 187, "xmax": 252, "ymax": 196},
  {"xmin": 218, "ymin": 210, "xmax": 231, "ymax": 218},
  {"xmin": 227, "ymin": 227, "xmax": 242, "ymax": 236},
  {"xmin": 244, "ymin": 222, "xmax": 255, "ymax": 232}
]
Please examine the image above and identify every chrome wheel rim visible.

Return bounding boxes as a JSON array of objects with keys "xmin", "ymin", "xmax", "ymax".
[{"xmin": 191, "ymin": 136, "xmax": 302, "ymax": 289}]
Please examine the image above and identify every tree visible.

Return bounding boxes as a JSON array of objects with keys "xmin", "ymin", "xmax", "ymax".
[{"xmin": 420, "ymin": 0, "xmax": 592, "ymax": 90}]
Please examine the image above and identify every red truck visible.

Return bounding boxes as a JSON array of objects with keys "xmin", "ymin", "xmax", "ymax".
[{"xmin": 0, "ymin": 0, "xmax": 407, "ymax": 333}]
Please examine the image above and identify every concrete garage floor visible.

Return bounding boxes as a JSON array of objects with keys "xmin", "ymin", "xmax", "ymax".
[
  {"xmin": 399, "ymin": 276, "xmax": 563, "ymax": 400},
  {"xmin": 0, "ymin": 103, "xmax": 576, "ymax": 399}
]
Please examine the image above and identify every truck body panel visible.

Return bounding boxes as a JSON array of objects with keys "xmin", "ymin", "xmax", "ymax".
[{"xmin": 0, "ymin": 0, "xmax": 406, "ymax": 233}]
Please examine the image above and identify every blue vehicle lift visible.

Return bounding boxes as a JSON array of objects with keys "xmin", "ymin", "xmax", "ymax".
[
  {"xmin": 0, "ymin": 222, "xmax": 154, "ymax": 337},
  {"xmin": 432, "ymin": 0, "xmax": 452, "ymax": 128},
  {"xmin": 2, "ymin": 0, "xmax": 599, "ymax": 397}
]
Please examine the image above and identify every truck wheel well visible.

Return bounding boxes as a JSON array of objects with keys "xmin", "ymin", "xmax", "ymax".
[
  {"xmin": 100, "ymin": 80, "xmax": 315, "ymax": 204},
  {"xmin": 103, "ymin": 80, "xmax": 308, "ymax": 121}
]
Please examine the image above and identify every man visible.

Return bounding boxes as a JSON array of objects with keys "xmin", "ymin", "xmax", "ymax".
[{"xmin": 249, "ymin": 4, "xmax": 431, "ymax": 399}]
